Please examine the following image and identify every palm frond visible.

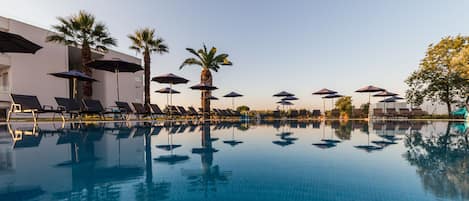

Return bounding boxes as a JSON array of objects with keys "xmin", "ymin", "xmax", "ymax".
[{"xmin": 180, "ymin": 58, "xmax": 203, "ymax": 69}]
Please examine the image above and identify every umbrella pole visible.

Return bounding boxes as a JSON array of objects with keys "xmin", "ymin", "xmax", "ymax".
[
  {"xmin": 73, "ymin": 78, "xmax": 77, "ymax": 99},
  {"xmin": 323, "ymin": 99, "xmax": 326, "ymax": 118},
  {"xmin": 169, "ymin": 83, "xmax": 173, "ymax": 119},
  {"xmin": 232, "ymin": 98, "xmax": 235, "ymax": 110},
  {"xmin": 116, "ymin": 69, "xmax": 120, "ymax": 101}
]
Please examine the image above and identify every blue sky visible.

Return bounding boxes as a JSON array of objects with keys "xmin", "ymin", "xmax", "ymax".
[{"xmin": 2, "ymin": 0, "xmax": 469, "ymax": 110}]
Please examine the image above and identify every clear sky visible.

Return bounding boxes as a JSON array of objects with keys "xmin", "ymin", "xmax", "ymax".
[{"xmin": 2, "ymin": 0, "xmax": 469, "ymax": 111}]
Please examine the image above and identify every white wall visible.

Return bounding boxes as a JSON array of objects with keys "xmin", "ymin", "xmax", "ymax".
[
  {"xmin": 0, "ymin": 16, "xmax": 69, "ymax": 108},
  {"xmin": 92, "ymin": 50, "xmax": 143, "ymax": 108},
  {"xmin": 0, "ymin": 16, "xmax": 143, "ymax": 112}
]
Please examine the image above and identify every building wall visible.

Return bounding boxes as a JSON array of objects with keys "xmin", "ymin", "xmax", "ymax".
[
  {"xmin": 92, "ymin": 50, "xmax": 143, "ymax": 107},
  {"xmin": 0, "ymin": 16, "xmax": 69, "ymax": 108},
  {"xmin": 0, "ymin": 16, "xmax": 143, "ymax": 113}
]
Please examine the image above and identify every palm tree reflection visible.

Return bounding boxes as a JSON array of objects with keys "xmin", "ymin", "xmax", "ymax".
[{"xmin": 183, "ymin": 123, "xmax": 231, "ymax": 197}]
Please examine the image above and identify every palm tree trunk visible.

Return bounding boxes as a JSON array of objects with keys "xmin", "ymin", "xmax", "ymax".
[
  {"xmin": 201, "ymin": 68, "xmax": 212, "ymax": 120},
  {"xmin": 144, "ymin": 51, "xmax": 151, "ymax": 105},
  {"xmin": 81, "ymin": 43, "xmax": 93, "ymax": 99}
]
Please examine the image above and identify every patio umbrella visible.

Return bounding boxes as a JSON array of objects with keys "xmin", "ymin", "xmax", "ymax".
[
  {"xmin": 155, "ymin": 87, "xmax": 181, "ymax": 111},
  {"xmin": 0, "ymin": 30, "xmax": 42, "ymax": 53},
  {"xmin": 322, "ymin": 93, "xmax": 344, "ymax": 111},
  {"xmin": 313, "ymin": 88, "xmax": 338, "ymax": 116},
  {"xmin": 380, "ymin": 96, "xmax": 403, "ymax": 111},
  {"xmin": 223, "ymin": 91, "xmax": 243, "ymax": 110},
  {"xmin": 281, "ymin": 96, "xmax": 299, "ymax": 101},
  {"xmin": 355, "ymin": 85, "xmax": 385, "ymax": 114},
  {"xmin": 49, "ymin": 70, "xmax": 98, "ymax": 99},
  {"xmin": 208, "ymin": 95, "xmax": 219, "ymax": 100},
  {"xmin": 277, "ymin": 100, "xmax": 294, "ymax": 111},
  {"xmin": 273, "ymin": 91, "xmax": 294, "ymax": 97},
  {"xmin": 190, "ymin": 83, "xmax": 218, "ymax": 120},
  {"xmin": 373, "ymin": 91, "xmax": 398, "ymax": 115},
  {"xmin": 152, "ymin": 73, "xmax": 189, "ymax": 117},
  {"xmin": 86, "ymin": 59, "xmax": 143, "ymax": 101}
]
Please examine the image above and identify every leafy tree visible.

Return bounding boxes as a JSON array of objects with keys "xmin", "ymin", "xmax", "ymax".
[
  {"xmin": 335, "ymin": 96, "xmax": 352, "ymax": 117},
  {"xmin": 180, "ymin": 45, "xmax": 232, "ymax": 119},
  {"xmin": 47, "ymin": 10, "xmax": 116, "ymax": 98},
  {"xmin": 236, "ymin": 105, "xmax": 250, "ymax": 112},
  {"xmin": 406, "ymin": 36, "xmax": 469, "ymax": 116},
  {"xmin": 128, "ymin": 28, "xmax": 168, "ymax": 106}
]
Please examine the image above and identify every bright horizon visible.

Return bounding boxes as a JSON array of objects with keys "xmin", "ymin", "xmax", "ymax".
[{"xmin": 2, "ymin": 0, "xmax": 469, "ymax": 111}]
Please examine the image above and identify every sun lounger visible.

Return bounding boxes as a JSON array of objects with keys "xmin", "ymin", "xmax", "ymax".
[
  {"xmin": 116, "ymin": 101, "xmax": 134, "ymax": 120},
  {"xmin": 8, "ymin": 94, "xmax": 64, "ymax": 123},
  {"xmin": 149, "ymin": 104, "xmax": 165, "ymax": 117},
  {"xmin": 81, "ymin": 99, "xmax": 124, "ymax": 120},
  {"xmin": 132, "ymin": 102, "xmax": 153, "ymax": 119},
  {"xmin": 55, "ymin": 97, "xmax": 82, "ymax": 119}
]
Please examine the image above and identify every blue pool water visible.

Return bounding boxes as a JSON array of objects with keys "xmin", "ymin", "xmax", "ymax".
[{"xmin": 0, "ymin": 120, "xmax": 468, "ymax": 201}]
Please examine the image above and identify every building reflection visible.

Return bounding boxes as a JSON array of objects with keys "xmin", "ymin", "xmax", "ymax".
[{"xmin": 404, "ymin": 121, "xmax": 469, "ymax": 200}]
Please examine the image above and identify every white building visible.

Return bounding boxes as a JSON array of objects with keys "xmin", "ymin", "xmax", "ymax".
[{"xmin": 0, "ymin": 16, "xmax": 143, "ymax": 118}]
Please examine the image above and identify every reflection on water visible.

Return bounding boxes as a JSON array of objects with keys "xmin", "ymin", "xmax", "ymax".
[{"xmin": 0, "ymin": 120, "xmax": 468, "ymax": 200}]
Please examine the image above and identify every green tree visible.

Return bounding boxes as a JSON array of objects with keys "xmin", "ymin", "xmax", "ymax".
[
  {"xmin": 128, "ymin": 28, "xmax": 168, "ymax": 106},
  {"xmin": 406, "ymin": 36, "xmax": 469, "ymax": 116},
  {"xmin": 335, "ymin": 96, "xmax": 352, "ymax": 117},
  {"xmin": 46, "ymin": 10, "xmax": 116, "ymax": 98},
  {"xmin": 236, "ymin": 105, "xmax": 250, "ymax": 112},
  {"xmin": 180, "ymin": 45, "xmax": 232, "ymax": 119}
]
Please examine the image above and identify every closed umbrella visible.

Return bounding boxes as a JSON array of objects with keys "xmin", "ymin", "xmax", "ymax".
[
  {"xmin": 152, "ymin": 73, "xmax": 189, "ymax": 117},
  {"xmin": 355, "ymin": 85, "xmax": 385, "ymax": 115},
  {"xmin": 86, "ymin": 59, "xmax": 143, "ymax": 101},
  {"xmin": 313, "ymin": 88, "xmax": 338, "ymax": 117},
  {"xmin": 223, "ymin": 91, "xmax": 243, "ymax": 110},
  {"xmin": 49, "ymin": 70, "xmax": 97, "ymax": 99},
  {"xmin": 0, "ymin": 30, "xmax": 42, "ymax": 53}
]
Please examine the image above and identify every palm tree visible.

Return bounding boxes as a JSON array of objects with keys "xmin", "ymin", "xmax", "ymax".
[
  {"xmin": 128, "ymin": 28, "xmax": 168, "ymax": 106},
  {"xmin": 46, "ymin": 10, "xmax": 116, "ymax": 98},
  {"xmin": 180, "ymin": 45, "xmax": 232, "ymax": 119}
]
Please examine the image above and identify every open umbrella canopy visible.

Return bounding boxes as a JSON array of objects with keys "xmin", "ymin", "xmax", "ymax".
[
  {"xmin": 273, "ymin": 91, "xmax": 294, "ymax": 97},
  {"xmin": 281, "ymin": 96, "xmax": 299, "ymax": 101},
  {"xmin": 380, "ymin": 96, "xmax": 403, "ymax": 102},
  {"xmin": 277, "ymin": 100, "xmax": 294, "ymax": 105},
  {"xmin": 224, "ymin": 91, "xmax": 243, "ymax": 98},
  {"xmin": 373, "ymin": 91, "xmax": 398, "ymax": 97},
  {"xmin": 152, "ymin": 73, "xmax": 189, "ymax": 84},
  {"xmin": 190, "ymin": 83, "xmax": 218, "ymax": 91},
  {"xmin": 49, "ymin": 70, "xmax": 97, "ymax": 82},
  {"xmin": 313, "ymin": 88, "xmax": 337, "ymax": 95},
  {"xmin": 155, "ymin": 87, "xmax": 180, "ymax": 94},
  {"xmin": 0, "ymin": 30, "xmax": 42, "ymax": 53},
  {"xmin": 86, "ymin": 59, "xmax": 143, "ymax": 73},
  {"xmin": 322, "ymin": 94, "xmax": 344, "ymax": 99},
  {"xmin": 355, "ymin": 85, "xmax": 385, "ymax": 93},
  {"xmin": 208, "ymin": 95, "xmax": 219, "ymax": 100}
]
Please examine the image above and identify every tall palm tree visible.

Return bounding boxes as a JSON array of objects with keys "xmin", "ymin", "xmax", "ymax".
[
  {"xmin": 180, "ymin": 45, "xmax": 232, "ymax": 119},
  {"xmin": 46, "ymin": 10, "xmax": 116, "ymax": 98},
  {"xmin": 128, "ymin": 28, "xmax": 168, "ymax": 106}
]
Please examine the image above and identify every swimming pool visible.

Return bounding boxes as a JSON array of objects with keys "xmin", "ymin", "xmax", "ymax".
[{"xmin": 0, "ymin": 120, "xmax": 467, "ymax": 201}]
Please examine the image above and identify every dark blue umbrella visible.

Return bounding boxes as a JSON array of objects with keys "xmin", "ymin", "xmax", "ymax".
[
  {"xmin": 152, "ymin": 73, "xmax": 189, "ymax": 116},
  {"xmin": 0, "ymin": 30, "xmax": 42, "ymax": 53},
  {"xmin": 273, "ymin": 91, "xmax": 294, "ymax": 97},
  {"xmin": 86, "ymin": 59, "xmax": 143, "ymax": 100},
  {"xmin": 223, "ymin": 92, "xmax": 243, "ymax": 109},
  {"xmin": 49, "ymin": 70, "xmax": 98, "ymax": 98},
  {"xmin": 313, "ymin": 88, "xmax": 338, "ymax": 116}
]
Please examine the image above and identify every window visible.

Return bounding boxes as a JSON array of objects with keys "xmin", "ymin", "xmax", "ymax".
[{"xmin": 0, "ymin": 71, "xmax": 8, "ymax": 91}]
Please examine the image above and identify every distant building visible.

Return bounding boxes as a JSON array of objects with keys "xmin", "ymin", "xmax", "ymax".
[{"xmin": 0, "ymin": 16, "xmax": 143, "ymax": 118}]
